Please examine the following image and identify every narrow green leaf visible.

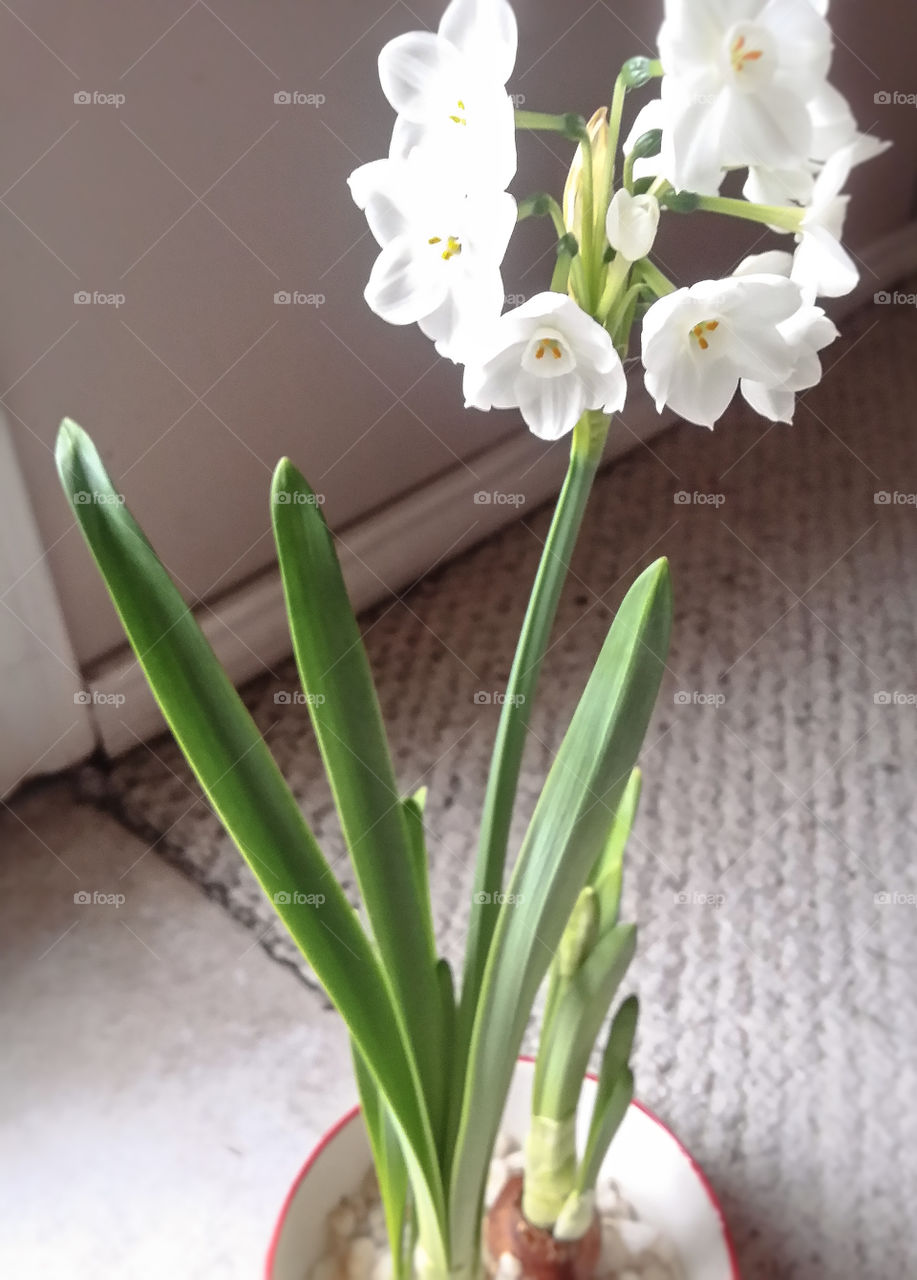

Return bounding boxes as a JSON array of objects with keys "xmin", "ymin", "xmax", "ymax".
[
  {"xmin": 448, "ymin": 558, "xmax": 672, "ymax": 1273},
  {"xmin": 589, "ymin": 766, "xmax": 642, "ymax": 933},
  {"xmin": 56, "ymin": 419, "xmax": 443, "ymax": 1225},
  {"xmin": 271, "ymin": 458, "xmax": 444, "ymax": 1136},
  {"xmin": 575, "ymin": 1065, "xmax": 634, "ymax": 1195},
  {"xmin": 353, "ymin": 1044, "xmax": 410, "ymax": 1278},
  {"xmin": 403, "ymin": 788, "xmax": 436, "ymax": 960}
]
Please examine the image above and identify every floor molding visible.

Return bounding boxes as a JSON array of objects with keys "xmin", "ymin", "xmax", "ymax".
[{"xmin": 85, "ymin": 220, "xmax": 917, "ymax": 757}]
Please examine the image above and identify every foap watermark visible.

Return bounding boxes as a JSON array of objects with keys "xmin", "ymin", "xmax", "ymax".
[
  {"xmin": 474, "ymin": 491, "xmax": 525, "ymax": 507},
  {"xmin": 72, "ymin": 489, "xmax": 125, "ymax": 506},
  {"xmin": 874, "ymin": 691, "xmax": 917, "ymax": 707},
  {"xmin": 474, "ymin": 691, "xmax": 526, "ymax": 706},
  {"xmin": 74, "ymin": 690, "xmax": 126, "ymax": 708},
  {"xmin": 674, "ymin": 690, "xmax": 725, "ymax": 708},
  {"xmin": 875, "ymin": 490, "xmax": 917, "ymax": 506},
  {"xmin": 274, "ymin": 290, "xmax": 326, "ymax": 307},
  {"xmin": 273, "ymin": 890, "xmax": 326, "ymax": 906},
  {"xmin": 875, "ymin": 291, "xmax": 917, "ymax": 307},
  {"xmin": 274, "ymin": 690, "xmax": 326, "ymax": 706},
  {"xmin": 74, "ymin": 90, "xmax": 126, "ymax": 108},
  {"xmin": 874, "ymin": 90, "xmax": 917, "ymax": 107},
  {"xmin": 875, "ymin": 890, "xmax": 917, "ymax": 907},
  {"xmin": 74, "ymin": 290, "xmax": 126, "ymax": 308},
  {"xmin": 474, "ymin": 891, "xmax": 524, "ymax": 905},
  {"xmin": 674, "ymin": 890, "xmax": 726, "ymax": 908},
  {"xmin": 74, "ymin": 889, "xmax": 126, "ymax": 907},
  {"xmin": 273, "ymin": 489, "xmax": 326, "ymax": 506},
  {"xmin": 274, "ymin": 91, "xmax": 326, "ymax": 107},
  {"xmin": 674, "ymin": 490, "xmax": 725, "ymax": 507}
]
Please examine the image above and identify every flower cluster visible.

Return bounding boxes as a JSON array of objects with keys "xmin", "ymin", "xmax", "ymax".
[{"xmin": 350, "ymin": 0, "xmax": 888, "ymax": 434}]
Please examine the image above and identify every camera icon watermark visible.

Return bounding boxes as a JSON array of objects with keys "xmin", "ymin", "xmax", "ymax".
[
  {"xmin": 874, "ymin": 491, "xmax": 917, "ymax": 506},
  {"xmin": 674, "ymin": 690, "xmax": 726, "ymax": 708},
  {"xmin": 74, "ymin": 889, "xmax": 126, "ymax": 907},
  {"xmin": 473, "ymin": 891, "xmax": 524, "ymax": 905},
  {"xmin": 874, "ymin": 691, "xmax": 916, "ymax": 707},
  {"xmin": 74, "ymin": 90, "xmax": 126, "ymax": 108},
  {"xmin": 273, "ymin": 889, "xmax": 326, "ymax": 906},
  {"xmin": 273, "ymin": 690, "xmax": 327, "ymax": 707},
  {"xmin": 272, "ymin": 489, "xmax": 326, "ymax": 505},
  {"xmin": 874, "ymin": 290, "xmax": 917, "ymax": 307},
  {"xmin": 875, "ymin": 890, "xmax": 917, "ymax": 907},
  {"xmin": 874, "ymin": 90, "xmax": 917, "ymax": 107},
  {"xmin": 74, "ymin": 689, "xmax": 126, "ymax": 707},
  {"xmin": 473, "ymin": 691, "xmax": 526, "ymax": 706},
  {"xmin": 473, "ymin": 491, "xmax": 526, "ymax": 507},
  {"xmin": 74, "ymin": 290, "xmax": 126, "ymax": 308},
  {"xmin": 674, "ymin": 890, "xmax": 726, "ymax": 908},
  {"xmin": 274, "ymin": 91, "xmax": 326, "ymax": 107},
  {"xmin": 71, "ymin": 489, "xmax": 125, "ymax": 506},
  {"xmin": 273, "ymin": 290, "xmax": 326, "ymax": 307},
  {"xmin": 674, "ymin": 490, "xmax": 725, "ymax": 507}
]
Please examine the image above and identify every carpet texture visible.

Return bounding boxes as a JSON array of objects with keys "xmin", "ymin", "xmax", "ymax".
[{"xmin": 91, "ymin": 286, "xmax": 917, "ymax": 1279}]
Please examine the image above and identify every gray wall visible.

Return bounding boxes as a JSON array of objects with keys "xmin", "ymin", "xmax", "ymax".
[{"xmin": 3, "ymin": 0, "xmax": 915, "ymax": 665}]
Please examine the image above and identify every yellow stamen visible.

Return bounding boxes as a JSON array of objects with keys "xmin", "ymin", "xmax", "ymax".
[
  {"xmin": 441, "ymin": 235, "xmax": 462, "ymax": 261},
  {"xmin": 449, "ymin": 99, "xmax": 468, "ymax": 126},
  {"xmin": 690, "ymin": 320, "xmax": 719, "ymax": 352},
  {"xmin": 535, "ymin": 338, "xmax": 564, "ymax": 361},
  {"xmin": 731, "ymin": 34, "xmax": 764, "ymax": 71}
]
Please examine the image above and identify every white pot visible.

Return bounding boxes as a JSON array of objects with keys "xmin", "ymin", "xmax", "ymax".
[{"xmin": 267, "ymin": 1058, "xmax": 740, "ymax": 1280}]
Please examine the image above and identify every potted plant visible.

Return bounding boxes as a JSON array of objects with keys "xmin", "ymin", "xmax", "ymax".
[{"xmin": 55, "ymin": 0, "xmax": 884, "ymax": 1277}]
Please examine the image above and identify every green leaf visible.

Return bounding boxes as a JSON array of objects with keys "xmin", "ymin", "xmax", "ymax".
[
  {"xmin": 576, "ymin": 997, "xmax": 639, "ymax": 1193},
  {"xmin": 56, "ymin": 419, "xmax": 444, "ymax": 1228},
  {"xmin": 534, "ymin": 924, "xmax": 636, "ymax": 1122},
  {"xmin": 271, "ymin": 458, "xmax": 444, "ymax": 1136},
  {"xmin": 448, "ymin": 558, "xmax": 672, "ymax": 1274},
  {"xmin": 353, "ymin": 1044, "xmax": 410, "ymax": 1278}
]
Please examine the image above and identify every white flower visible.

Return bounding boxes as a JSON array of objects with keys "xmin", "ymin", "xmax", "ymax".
[
  {"xmin": 605, "ymin": 190, "xmax": 660, "ymax": 262},
  {"xmin": 622, "ymin": 99, "xmax": 667, "ymax": 184},
  {"xmin": 348, "ymin": 154, "xmax": 516, "ymax": 362},
  {"xmin": 641, "ymin": 274, "xmax": 802, "ymax": 428},
  {"xmin": 379, "ymin": 0, "xmax": 518, "ymax": 190},
  {"xmin": 789, "ymin": 134, "xmax": 888, "ymax": 300},
  {"xmin": 734, "ymin": 252, "xmax": 838, "ymax": 421},
  {"xmin": 463, "ymin": 293, "xmax": 627, "ymax": 440},
  {"xmin": 657, "ymin": 0, "xmax": 833, "ymax": 195}
]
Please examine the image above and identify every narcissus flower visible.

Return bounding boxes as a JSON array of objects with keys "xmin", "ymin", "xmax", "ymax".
[
  {"xmin": 657, "ymin": 0, "xmax": 834, "ymax": 195},
  {"xmin": 463, "ymin": 293, "xmax": 628, "ymax": 440},
  {"xmin": 734, "ymin": 252, "xmax": 838, "ymax": 421},
  {"xmin": 790, "ymin": 135, "xmax": 890, "ymax": 299},
  {"xmin": 348, "ymin": 155, "xmax": 516, "ymax": 362},
  {"xmin": 379, "ymin": 0, "xmax": 518, "ymax": 190},
  {"xmin": 605, "ymin": 190, "xmax": 661, "ymax": 262},
  {"xmin": 641, "ymin": 274, "xmax": 802, "ymax": 428}
]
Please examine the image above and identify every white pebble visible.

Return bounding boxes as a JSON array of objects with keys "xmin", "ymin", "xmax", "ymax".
[
  {"xmin": 617, "ymin": 1218, "xmax": 661, "ymax": 1258},
  {"xmin": 345, "ymin": 1237, "xmax": 376, "ymax": 1280},
  {"xmin": 496, "ymin": 1252, "xmax": 523, "ymax": 1280},
  {"xmin": 329, "ymin": 1202, "xmax": 357, "ymax": 1239},
  {"xmin": 598, "ymin": 1222, "xmax": 628, "ymax": 1273},
  {"xmin": 504, "ymin": 1150, "xmax": 525, "ymax": 1177},
  {"xmin": 485, "ymin": 1158, "xmax": 508, "ymax": 1208}
]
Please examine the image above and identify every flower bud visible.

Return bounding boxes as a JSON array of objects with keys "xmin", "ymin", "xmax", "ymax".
[
  {"xmin": 556, "ymin": 887, "xmax": 599, "ymax": 979},
  {"xmin": 605, "ymin": 189, "xmax": 660, "ymax": 262},
  {"xmin": 563, "ymin": 108, "xmax": 609, "ymax": 241}
]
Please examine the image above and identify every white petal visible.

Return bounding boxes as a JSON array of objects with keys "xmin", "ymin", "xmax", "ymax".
[
  {"xmin": 377, "ymin": 33, "xmax": 462, "ymax": 123},
  {"xmin": 663, "ymin": 352, "xmax": 738, "ymax": 428},
  {"xmin": 605, "ymin": 190, "xmax": 660, "ymax": 262},
  {"xmin": 515, "ymin": 372, "xmax": 586, "ymax": 441},
  {"xmin": 439, "ymin": 0, "xmax": 518, "ymax": 84},
  {"xmin": 741, "ymin": 379, "xmax": 796, "ymax": 423},
  {"xmin": 363, "ymin": 240, "xmax": 446, "ymax": 326},
  {"xmin": 734, "ymin": 250, "xmax": 794, "ymax": 279},
  {"xmin": 792, "ymin": 225, "xmax": 858, "ymax": 298},
  {"xmin": 347, "ymin": 161, "xmax": 410, "ymax": 247}
]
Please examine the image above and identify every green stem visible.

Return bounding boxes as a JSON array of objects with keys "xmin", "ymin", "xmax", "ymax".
[
  {"xmin": 692, "ymin": 193, "xmax": 803, "ymax": 233},
  {"xmin": 636, "ymin": 258, "xmax": 676, "ymax": 298},
  {"xmin": 577, "ymin": 131, "xmax": 597, "ymax": 309},
  {"xmin": 514, "ymin": 109, "xmax": 588, "ymax": 142},
  {"xmin": 606, "ymin": 72, "xmax": 628, "ymax": 193},
  {"xmin": 516, "ymin": 192, "xmax": 569, "ymax": 243},
  {"xmin": 456, "ymin": 412, "xmax": 609, "ymax": 1079}
]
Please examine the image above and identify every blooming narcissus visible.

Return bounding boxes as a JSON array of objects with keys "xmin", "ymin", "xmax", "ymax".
[
  {"xmin": 733, "ymin": 252, "xmax": 838, "ymax": 421},
  {"xmin": 348, "ymin": 155, "xmax": 516, "ymax": 363},
  {"xmin": 657, "ymin": 0, "xmax": 834, "ymax": 195},
  {"xmin": 379, "ymin": 0, "xmax": 518, "ymax": 190},
  {"xmin": 641, "ymin": 274, "xmax": 803, "ymax": 428},
  {"xmin": 463, "ymin": 294, "xmax": 628, "ymax": 440}
]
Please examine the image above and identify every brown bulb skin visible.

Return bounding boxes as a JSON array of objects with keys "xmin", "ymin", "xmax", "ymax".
[{"xmin": 483, "ymin": 1175, "xmax": 601, "ymax": 1280}]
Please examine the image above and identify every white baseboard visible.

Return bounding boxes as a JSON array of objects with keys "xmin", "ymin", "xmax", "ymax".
[{"xmin": 85, "ymin": 220, "xmax": 917, "ymax": 758}]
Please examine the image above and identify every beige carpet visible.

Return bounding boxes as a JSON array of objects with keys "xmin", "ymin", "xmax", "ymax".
[{"xmin": 88, "ymin": 284, "xmax": 917, "ymax": 1279}]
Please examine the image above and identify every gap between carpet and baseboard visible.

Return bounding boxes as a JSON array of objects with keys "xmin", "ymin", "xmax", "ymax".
[{"xmin": 82, "ymin": 221, "xmax": 917, "ymax": 759}]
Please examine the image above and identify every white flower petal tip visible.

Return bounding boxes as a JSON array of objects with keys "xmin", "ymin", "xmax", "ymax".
[
  {"xmin": 605, "ymin": 190, "xmax": 661, "ymax": 262},
  {"xmin": 463, "ymin": 293, "xmax": 627, "ymax": 441}
]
